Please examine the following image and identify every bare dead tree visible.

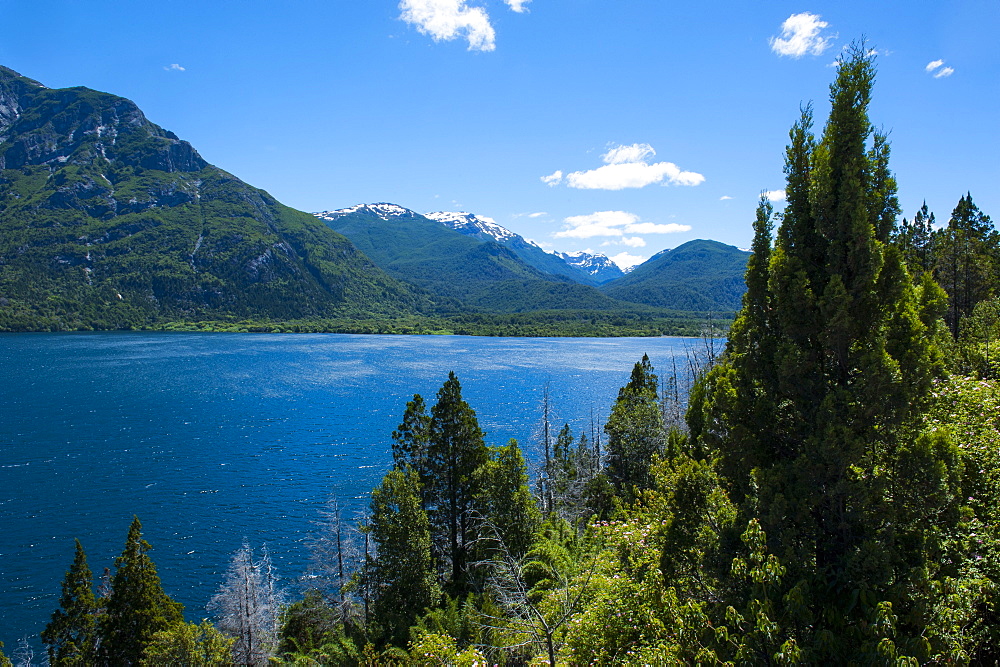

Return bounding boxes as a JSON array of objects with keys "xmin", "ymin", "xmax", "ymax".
[
  {"xmin": 304, "ymin": 497, "xmax": 366, "ymax": 627},
  {"xmin": 12, "ymin": 637, "xmax": 35, "ymax": 667},
  {"xmin": 473, "ymin": 524, "xmax": 597, "ymax": 666},
  {"xmin": 209, "ymin": 541, "xmax": 283, "ymax": 666}
]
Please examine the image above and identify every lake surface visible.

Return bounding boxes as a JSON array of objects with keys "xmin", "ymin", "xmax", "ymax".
[{"xmin": 0, "ymin": 332, "xmax": 704, "ymax": 648}]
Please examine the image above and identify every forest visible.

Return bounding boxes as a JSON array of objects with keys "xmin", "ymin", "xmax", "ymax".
[{"xmin": 7, "ymin": 46, "xmax": 1000, "ymax": 665}]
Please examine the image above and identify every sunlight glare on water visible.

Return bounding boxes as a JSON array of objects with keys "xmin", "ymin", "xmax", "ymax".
[{"xmin": 0, "ymin": 331, "xmax": 712, "ymax": 646}]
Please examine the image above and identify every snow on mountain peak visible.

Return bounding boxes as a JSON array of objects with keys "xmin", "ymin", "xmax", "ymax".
[
  {"xmin": 313, "ymin": 202, "xmax": 420, "ymax": 222},
  {"xmin": 555, "ymin": 250, "xmax": 624, "ymax": 278},
  {"xmin": 425, "ymin": 211, "xmax": 517, "ymax": 243}
]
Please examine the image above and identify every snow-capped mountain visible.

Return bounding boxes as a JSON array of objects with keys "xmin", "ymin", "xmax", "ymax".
[
  {"xmin": 424, "ymin": 211, "xmax": 520, "ymax": 244},
  {"xmin": 313, "ymin": 202, "xmax": 422, "ymax": 222},
  {"xmin": 313, "ymin": 203, "xmax": 624, "ymax": 286},
  {"xmin": 555, "ymin": 251, "xmax": 625, "ymax": 284}
]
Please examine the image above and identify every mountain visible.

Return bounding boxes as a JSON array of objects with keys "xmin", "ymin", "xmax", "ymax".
[
  {"xmin": 555, "ymin": 250, "xmax": 624, "ymax": 284},
  {"xmin": 601, "ymin": 239, "xmax": 750, "ymax": 312},
  {"xmin": 0, "ymin": 66, "xmax": 421, "ymax": 331},
  {"xmin": 425, "ymin": 211, "xmax": 606, "ymax": 285},
  {"xmin": 316, "ymin": 204, "xmax": 625, "ymax": 312}
]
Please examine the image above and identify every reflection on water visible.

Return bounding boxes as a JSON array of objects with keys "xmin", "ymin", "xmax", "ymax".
[{"xmin": 0, "ymin": 332, "xmax": 708, "ymax": 645}]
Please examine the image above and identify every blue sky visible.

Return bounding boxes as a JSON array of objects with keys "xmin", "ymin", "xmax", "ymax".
[{"xmin": 1, "ymin": 1, "xmax": 996, "ymax": 268}]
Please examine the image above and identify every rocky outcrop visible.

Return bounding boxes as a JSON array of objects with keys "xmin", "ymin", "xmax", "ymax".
[{"xmin": 0, "ymin": 67, "xmax": 206, "ymax": 175}]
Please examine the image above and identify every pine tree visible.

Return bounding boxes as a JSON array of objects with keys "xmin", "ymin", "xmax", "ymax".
[
  {"xmin": 690, "ymin": 45, "xmax": 954, "ymax": 659},
  {"xmin": 425, "ymin": 372, "xmax": 490, "ymax": 590},
  {"xmin": 896, "ymin": 201, "xmax": 936, "ymax": 275},
  {"xmin": 41, "ymin": 539, "xmax": 98, "ymax": 666},
  {"xmin": 477, "ymin": 439, "xmax": 541, "ymax": 560},
  {"xmin": 391, "ymin": 393, "xmax": 431, "ymax": 475},
  {"xmin": 99, "ymin": 517, "xmax": 184, "ymax": 665},
  {"xmin": 604, "ymin": 354, "xmax": 665, "ymax": 500},
  {"xmin": 366, "ymin": 466, "xmax": 439, "ymax": 647},
  {"xmin": 933, "ymin": 193, "xmax": 998, "ymax": 337}
]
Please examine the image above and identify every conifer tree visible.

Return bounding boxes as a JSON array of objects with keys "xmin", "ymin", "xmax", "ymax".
[
  {"xmin": 42, "ymin": 539, "xmax": 98, "ymax": 666},
  {"xmin": 896, "ymin": 201, "xmax": 935, "ymax": 275},
  {"xmin": 99, "ymin": 517, "xmax": 184, "ymax": 665},
  {"xmin": 933, "ymin": 192, "xmax": 998, "ymax": 337},
  {"xmin": 690, "ymin": 44, "xmax": 955, "ymax": 659},
  {"xmin": 604, "ymin": 354, "xmax": 665, "ymax": 499},
  {"xmin": 391, "ymin": 393, "xmax": 431, "ymax": 474},
  {"xmin": 425, "ymin": 371, "xmax": 490, "ymax": 589},
  {"xmin": 367, "ymin": 466, "xmax": 439, "ymax": 647},
  {"xmin": 477, "ymin": 439, "xmax": 541, "ymax": 560}
]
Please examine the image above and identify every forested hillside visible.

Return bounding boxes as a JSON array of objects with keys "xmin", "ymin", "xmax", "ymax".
[
  {"xmin": 601, "ymin": 239, "xmax": 751, "ymax": 312},
  {"xmin": 317, "ymin": 205, "xmax": 628, "ymax": 313},
  {"xmin": 0, "ymin": 66, "xmax": 424, "ymax": 331}
]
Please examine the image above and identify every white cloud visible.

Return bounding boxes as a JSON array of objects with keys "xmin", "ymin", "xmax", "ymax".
[
  {"xmin": 505, "ymin": 0, "xmax": 530, "ymax": 12},
  {"xmin": 610, "ymin": 252, "xmax": 646, "ymax": 270},
  {"xmin": 625, "ymin": 222, "xmax": 692, "ymax": 234},
  {"xmin": 720, "ymin": 195, "xmax": 733, "ymax": 201},
  {"xmin": 602, "ymin": 143, "xmax": 656, "ymax": 165},
  {"xmin": 555, "ymin": 210, "xmax": 637, "ymax": 239},
  {"xmin": 541, "ymin": 170, "xmax": 563, "ymax": 186},
  {"xmin": 164, "ymin": 63, "xmax": 185, "ymax": 71},
  {"xmin": 765, "ymin": 189, "xmax": 786, "ymax": 202},
  {"xmin": 926, "ymin": 59, "xmax": 955, "ymax": 78},
  {"xmin": 399, "ymin": 0, "xmax": 496, "ymax": 51},
  {"xmin": 553, "ymin": 210, "xmax": 691, "ymax": 240},
  {"xmin": 552, "ymin": 143, "xmax": 704, "ymax": 191},
  {"xmin": 770, "ymin": 13, "xmax": 834, "ymax": 58},
  {"xmin": 527, "ymin": 211, "xmax": 547, "ymax": 218}
]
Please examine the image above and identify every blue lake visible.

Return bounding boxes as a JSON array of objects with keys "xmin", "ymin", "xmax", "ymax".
[{"xmin": 0, "ymin": 332, "xmax": 702, "ymax": 647}]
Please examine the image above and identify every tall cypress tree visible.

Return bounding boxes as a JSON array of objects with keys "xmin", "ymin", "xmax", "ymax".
[
  {"xmin": 99, "ymin": 517, "xmax": 184, "ymax": 665},
  {"xmin": 691, "ymin": 45, "xmax": 953, "ymax": 658},
  {"xmin": 367, "ymin": 466, "xmax": 439, "ymax": 646},
  {"xmin": 41, "ymin": 539, "xmax": 97, "ymax": 666},
  {"xmin": 425, "ymin": 372, "xmax": 490, "ymax": 590},
  {"xmin": 604, "ymin": 354, "xmax": 665, "ymax": 500}
]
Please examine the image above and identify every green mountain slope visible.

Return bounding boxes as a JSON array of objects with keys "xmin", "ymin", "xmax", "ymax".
[
  {"xmin": 318, "ymin": 206, "xmax": 625, "ymax": 312},
  {"xmin": 601, "ymin": 239, "xmax": 750, "ymax": 312},
  {"xmin": 0, "ymin": 66, "xmax": 421, "ymax": 331},
  {"xmin": 423, "ymin": 211, "xmax": 606, "ymax": 285}
]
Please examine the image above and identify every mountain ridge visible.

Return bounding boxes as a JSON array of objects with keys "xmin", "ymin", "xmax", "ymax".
[{"xmin": 0, "ymin": 66, "xmax": 423, "ymax": 330}]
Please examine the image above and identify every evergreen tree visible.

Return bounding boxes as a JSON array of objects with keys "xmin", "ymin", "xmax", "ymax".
[
  {"xmin": 391, "ymin": 393, "xmax": 431, "ymax": 475},
  {"xmin": 690, "ymin": 45, "xmax": 955, "ymax": 659},
  {"xmin": 604, "ymin": 354, "xmax": 665, "ymax": 500},
  {"xmin": 367, "ymin": 466, "xmax": 439, "ymax": 647},
  {"xmin": 41, "ymin": 539, "xmax": 98, "ymax": 666},
  {"xmin": 933, "ymin": 192, "xmax": 998, "ymax": 337},
  {"xmin": 425, "ymin": 372, "xmax": 490, "ymax": 590},
  {"xmin": 99, "ymin": 517, "xmax": 184, "ymax": 665},
  {"xmin": 477, "ymin": 439, "xmax": 541, "ymax": 560},
  {"xmin": 895, "ymin": 201, "xmax": 936, "ymax": 275}
]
